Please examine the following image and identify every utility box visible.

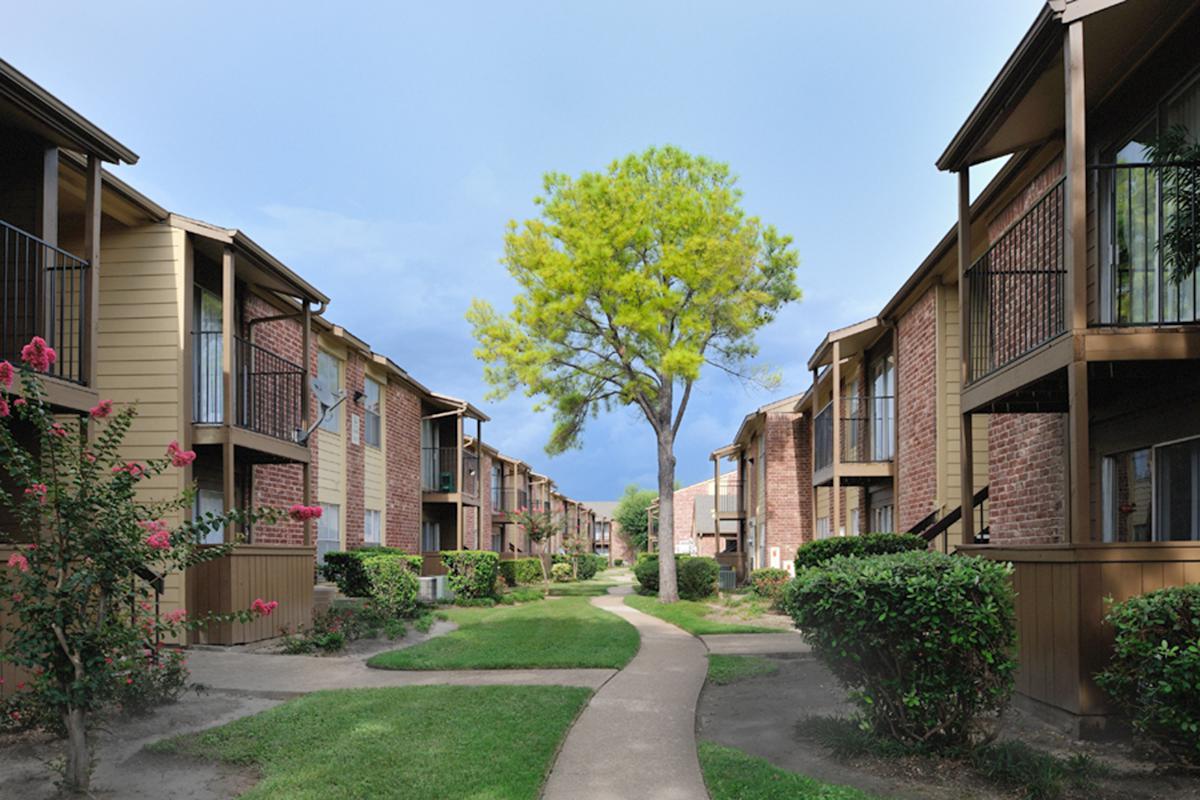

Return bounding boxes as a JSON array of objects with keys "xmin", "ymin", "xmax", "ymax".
[
  {"xmin": 418, "ymin": 576, "xmax": 452, "ymax": 604},
  {"xmin": 718, "ymin": 567, "xmax": 737, "ymax": 591}
]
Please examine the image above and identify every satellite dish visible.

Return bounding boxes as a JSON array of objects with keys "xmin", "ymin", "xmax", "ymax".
[{"xmin": 311, "ymin": 377, "xmax": 342, "ymax": 411}]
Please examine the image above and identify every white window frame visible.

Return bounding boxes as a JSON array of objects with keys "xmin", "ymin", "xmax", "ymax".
[
  {"xmin": 364, "ymin": 377, "xmax": 382, "ymax": 448},
  {"xmin": 364, "ymin": 508, "xmax": 382, "ymax": 546},
  {"xmin": 317, "ymin": 351, "xmax": 343, "ymax": 433},
  {"xmin": 1102, "ymin": 434, "xmax": 1200, "ymax": 542},
  {"xmin": 317, "ymin": 503, "xmax": 341, "ymax": 564}
]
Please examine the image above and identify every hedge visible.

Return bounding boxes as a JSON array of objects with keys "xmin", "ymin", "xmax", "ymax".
[
  {"xmin": 748, "ymin": 567, "xmax": 792, "ymax": 607},
  {"xmin": 783, "ymin": 550, "xmax": 1016, "ymax": 748},
  {"xmin": 498, "ymin": 557, "xmax": 544, "ymax": 587},
  {"xmin": 1095, "ymin": 584, "xmax": 1200, "ymax": 765},
  {"xmin": 440, "ymin": 550, "xmax": 500, "ymax": 599},
  {"xmin": 362, "ymin": 555, "xmax": 420, "ymax": 619},
  {"xmin": 551, "ymin": 563, "xmax": 573, "ymax": 582},
  {"xmin": 634, "ymin": 554, "xmax": 661, "ymax": 593},
  {"xmin": 322, "ymin": 548, "xmax": 422, "ymax": 597},
  {"xmin": 551, "ymin": 553, "xmax": 606, "ymax": 581},
  {"xmin": 793, "ymin": 533, "xmax": 926, "ymax": 570},
  {"xmin": 678, "ymin": 557, "xmax": 719, "ymax": 600}
]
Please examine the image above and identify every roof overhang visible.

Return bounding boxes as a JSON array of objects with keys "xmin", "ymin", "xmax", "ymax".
[
  {"xmin": 0, "ymin": 58, "xmax": 138, "ymax": 164},
  {"xmin": 806, "ymin": 317, "xmax": 885, "ymax": 371},
  {"xmin": 428, "ymin": 392, "xmax": 490, "ymax": 422}
]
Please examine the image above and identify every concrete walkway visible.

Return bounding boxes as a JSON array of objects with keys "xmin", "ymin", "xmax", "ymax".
[
  {"xmin": 543, "ymin": 585, "xmax": 709, "ymax": 800},
  {"xmin": 702, "ymin": 632, "xmax": 810, "ymax": 655},
  {"xmin": 187, "ymin": 648, "xmax": 614, "ymax": 696}
]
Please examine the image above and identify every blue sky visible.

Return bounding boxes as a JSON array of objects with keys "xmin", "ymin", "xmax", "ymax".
[{"xmin": 10, "ymin": 1, "xmax": 1042, "ymax": 500}]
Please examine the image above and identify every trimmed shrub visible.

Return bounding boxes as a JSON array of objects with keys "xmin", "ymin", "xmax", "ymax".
[
  {"xmin": 614, "ymin": 558, "xmax": 624, "ymax": 566},
  {"xmin": 498, "ymin": 557, "xmax": 544, "ymax": 587},
  {"xmin": 440, "ymin": 550, "xmax": 500, "ymax": 599},
  {"xmin": 1095, "ymin": 584, "xmax": 1200, "ymax": 765},
  {"xmin": 634, "ymin": 554, "xmax": 660, "ymax": 593},
  {"xmin": 551, "ymin": 553, "xmax": 606, "ymax": 580},
  {"xmin": 679, "ymin": 557, "xmax": 719, "ymax": 600},
  {"xmin": 783, "ymin": 550, "xmax": 1016, "ymax": 748},
  {"xmin": 793, "ymin": 533, "xmax": 926, "ymax": 570},
  {"xmin": 363, "ymin": 554, "xmax": 421, "ymax": 619},
  {"xmin": 551, "ymin": 562, "xmax": 573, "ymax": 582},
  {"xmin": 749, "ymin": 567, "xmax": 792, "ymax": 607},
  {"xmin": 322, "ymin": 548, "xmax": 421, "ymax": 597}
]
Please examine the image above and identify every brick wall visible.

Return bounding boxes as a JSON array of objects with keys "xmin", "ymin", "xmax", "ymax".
[
  {"xmin": 987, "ymin": 413, "xmax": 1066, "ymax": 544},
  {"xmin": 243, "ymin": 293, "xmax": 308, "ymax": 545},
  {"xmin": 385, "ymin": 380, "xmax": 421, "ymax": 550},
  {"xmin": 897, "ymin": 288, "xmax": 938, "ymax": 531},
  {"xmin": 764, "ymin": 412, "xmax": 809, "ymax": 564},
  {"xmin": 342, "ymin": 353, "xmax": 367, "ymax": 549}
]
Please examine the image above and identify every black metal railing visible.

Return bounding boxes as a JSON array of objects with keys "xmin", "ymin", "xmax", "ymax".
[
  {"xmin": 462, "ymin": 452, "xmax": 480, "ymax": 497},
  {"xmin": 0, "ymin": 220, "xmax": 90, "ymax": 385},
  {"xmin": 814, "ymin": 402, "xmax": 833, "ymax": 473},
  {"xmin": 494, "ymin": 486, "xmax": 530, "ymax": 513},
  {"xmin": 716, "ymin": 479, "xmax": 742, "ymax": 514},
  {"xmin": 422, "ymin": 446, "xmax": 459, "ymax": 492},
  {"xmin": 1094, "ymin": 162, "xmax": 1200, "ymax": 327},
  {"xmin": 907, "ymin": 485, "xmax": 989, "ymax": 547},
  {"xmin": 192, "ymin": 332, "xmax": 305, "ymax": 441},
  {"xmin": 965, "ymin": 178, "xmax": 1065, "ymax": 383},
  {"xmin": 840, "ymin": 395, "xmax": 895, "ymax": 463}
]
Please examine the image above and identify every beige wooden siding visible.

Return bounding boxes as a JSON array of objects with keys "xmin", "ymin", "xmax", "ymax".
[
  {"xmin": 94, "ymin": 223, "xmax": 188, "ymax": 612},
  {"xmin": 936, "ymin": 283, "xmax": 990, "ymax": 550},
  {"xmin": 316, "ymin": 341, "xmax": 347, "ymax": 547},
  {"xmin": 363, "ymin": 366, "xmax": 387, "ymax": 530}
]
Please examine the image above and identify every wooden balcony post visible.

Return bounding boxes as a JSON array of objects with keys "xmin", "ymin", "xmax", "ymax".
[
  {"xmin": 301, "ymin": 302, "xmax": 313, "ymax": 547},
  {"xmin": 810, "ymin": 367, "xmax": 818, "ymax": 539},
  {"xmin": 1064, "ymin": 20, "xmax": 1091, "ymax": 544},
  {"xmin": 455, "ymin": 412, "xmax": 464, "ymax": 550},
  {"xmin": 82, "ymin": 155, "xmax": 100, "ymax": 386},
  {"xmin": 221, "ymin": 247, "xmax": 236, "ymax": 539},
  {"xmin": 831, "ymin": 340, "xmax": 842, "ymax": 535},
  {"xmin": 957, "ymin": 168, "xmax": 975, "ymax": 544}
]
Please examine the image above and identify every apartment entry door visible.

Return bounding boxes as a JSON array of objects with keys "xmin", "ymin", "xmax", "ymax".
[{"xmin": 194, "ymin": 288, "xmax": 223, "ymax": 424}]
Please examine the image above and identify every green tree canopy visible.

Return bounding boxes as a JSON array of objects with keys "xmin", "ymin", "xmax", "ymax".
[
  {"xmin": 468, "ymin": 145, "xmax": 799, "ymax": 600},
  {"xmin": 613, "ymin": 484, "xmax": 657, "ymax": 552}
]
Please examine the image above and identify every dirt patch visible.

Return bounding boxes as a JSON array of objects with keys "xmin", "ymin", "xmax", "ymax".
[
  {"xmin": 0, "ymin": 689, "xmax": 277, "ymax": 799},
  {"xmin": 703, "ymin": 606, "xmax": 795, "ymax": 630},
  {"xmin": 696, "ymin": 655, "xmax": 1200, "ymax": 800}
]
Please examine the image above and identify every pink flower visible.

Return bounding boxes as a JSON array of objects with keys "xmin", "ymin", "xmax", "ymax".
[
  {"xmin": 0, "ymin": 361, "xmax": 12, "ymax": 388},
  {"xmin": 145, "ymin": 530, "xmax": 171, "ymax": 550},
  {"xmin": 89, "ymin": 399, "xmax": 113, "ymax": 419},
  {"xmin": 113, "ymin": 462, "xmax": 145, "ymax": 479},
  {"xmin": 0, "ymin": 398, "xmax": 8, "ymax": 418},
  {"xmin": 19, "ymin": 337, "xmax": 57, "ymax": 373},
  {"xmin": 7, "ymin": 552, "xmax": 29, "ymax": 572},
  {"xmin": 251, "ymin": 598, "xmax": 279, "ymax": 616},
  {"xmin": 24, "ymin": 484, "xmax": 47, "ymax": 505},
  {"xmin": 49, "ymin": 423, "xmax": 67, "ymax": 438},
  {"xmin": 13, "ymin": 398, "xmax": 26, "ymax": 408},
  {"xmin": 166, "ymin": 440, "xmax": 196, "ymax": 468},
  {"xmin": 164, "ymin": 609, "xmax": 188, "ymax": 624},
  {"xmin": 84, "ymin": 452, "xmax": 96, "ymax": 464},
  {"xmin": 287, "ymin": 504, "xmax": 323, "ymax": 522}
]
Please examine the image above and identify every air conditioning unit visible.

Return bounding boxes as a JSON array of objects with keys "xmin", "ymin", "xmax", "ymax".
[
  {"xmin": 718, "ymin": 567, "xmax": 736, "ymax": 592},
  {"xmin": 418, "ymin": 576, "xmax": 452, "ymax": 604}
]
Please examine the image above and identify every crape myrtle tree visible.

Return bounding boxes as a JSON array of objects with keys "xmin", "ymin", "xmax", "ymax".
[
  {"xmin": 0, "ymin": 338, "xmax": 282, "ymax": 792},
  {"xmin": 468, "ymin": 146, "xmax": 799, "ymax": 602},
  {"xmin": 507, "ymin": 505, "xmax": 560, "ymax": 584},
  {"xmin": 613, "ymin": 484, "xmax": 656, "ymax": 552}
]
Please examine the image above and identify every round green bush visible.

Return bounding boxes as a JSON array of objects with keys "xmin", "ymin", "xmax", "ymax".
[
  {"xmin": 794, "ymin": 532, "xmax": 926, "ymax": 570},
  {"xmin": 551, "ymin": 562, "xmax": 573, "ymax": 582},
  {"xmin": 634, "ymin": 555, "xmax": 659, "ymax": 593},
  {"xmin": 362, "ymin": 555, "xmax": 420, "ymax": 619},
  {"xmin": 1095, "ymin": 584, "xmax": 1200, "ymax": 765},
  {"xmin": 783, "ymin": 550, "xmax": 1016, "ymax": 748},
  {"xmin": 321, "ymin": 547, "xmax": 421, "ymax": 597},
  {"xmin": 749, "ymin": 567, "xmax": 792, "ymax": 606},
  {"xmin": 440, "ymin": 550, "xmax": 500, "ymax": 599},
  {"xmin": 678, "ymin": 557, "xmax": 719, "ymax": 600},
  {"xmin": 498, "ymin": 557, "xmax": 544, "ymax": 587}
]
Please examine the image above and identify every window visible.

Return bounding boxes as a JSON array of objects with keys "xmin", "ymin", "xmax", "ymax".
[
  {"xmin": 1101, "ymin": 76, "xmax": 1200, "ymax": 325},
  {"xmin": 870, "ymin": 354, "xmax": 895, "ymax": 461},
  {"xmin": 421, "ymin": 520, "xmax": 441, "ymax": 553},
  {"xmin": 364, "ymin": 378, "xmax": 382, "ymax": 447},
  {"xmin": 1103, "ymin": 438, "xmax": 1200, "ymax": 542},
  {"xmin": 364, "ymin": 509, "xmax": 382, "ymax": 546},
  {"xmin": 194, "ymin": 488, "xmax": 225, "ymax": 545},
  {"xmin": 816, "ymin": 517, "xmax": 831, "ymax": 539},
  {"xmin": 193, "ymin": 288, "xmax": 223, "ymax": 424},
  {"xmin": 316, "ymin": 503, "xmax": 341, "ymax": 564},
  {"xmin": 317, "ymin": 351, "xmax": 342, "ymax": 433},
  {"xmin": 491, "ymin": 527, "xmax": 503, "ymax": 552},
  {"xmin": 849, "ymin": 512, "xmax": 861, "ymax": 536},
  {"xmin": 491, "ymin": 462, "xmax": 502, "ymax": 508},
  {"xmin": 873, "ymin": 504, "xmax": 894, "ymax": 534}
]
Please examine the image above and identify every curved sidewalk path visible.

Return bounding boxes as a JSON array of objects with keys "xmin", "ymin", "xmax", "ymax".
[{"xmin": 543, "ymin": 585, "xmax": 709, "ymax": 800}]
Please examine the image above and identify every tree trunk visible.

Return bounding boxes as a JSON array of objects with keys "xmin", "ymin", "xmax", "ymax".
[
  {"xmin": 656, "ymin": 426, "xmax": 679, "ymax": 602},
  {"xmin": 63, "ymin": 706, "xmax": 90, "ymax": 792}
]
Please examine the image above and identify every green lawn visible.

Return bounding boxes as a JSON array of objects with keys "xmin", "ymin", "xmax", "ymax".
[
  {"xmin": 547, "ymin": 578, "xmax": 618, "ymax": 596},
  {"xmin": 625, "ymin": 594, "xmax": 785, "ymax": 635},
  {"xmin": 707, "ymin": 654, "xmax": 781, "ymax": 685},
  {"xmin": 699, "ymin": 742, "xmax": 879, "ymax": 800},
  {"xmin": 368, "ymin": 595, "xmax": 638, "ymax": 670},
  {"xmin": 152, "ymin": 686, "xmax": 590, "ymax": 800}
]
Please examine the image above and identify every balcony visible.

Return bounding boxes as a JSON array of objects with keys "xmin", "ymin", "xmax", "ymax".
[
  {"xmin": 494, "ymin": 486, "xmax": 529, "ymax": 514},
  {"xmin": 421, "ymin": 447, "xmax": 479, "ymax": 496},
  {"xmin": 193, "ymin": 332, "xmax": 305, "ymax": 442},
  {"xmin": 715, "ymin": 479, "xmax": 743, "ymax": 518},
  {"xmin": 813, "ymin": 396, "xmax": 895, "ymax": 487},
  {"xmin": 964, "ymin": 177, "xmax": 1065, "ymax": 384},
  {"xmin": 0, "ymin": 220, "xmax": 90, "ymax": 387},
  {"xmin": 1094, "ymin": 162, "xmax": 1200, "ymax": 328}
]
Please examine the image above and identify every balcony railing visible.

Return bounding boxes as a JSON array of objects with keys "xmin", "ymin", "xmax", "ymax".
[
  {"xmin": 840, "ymin": 395, "xmax": 894, "ymax": 463},
  {"xmin": 965, "ymin": 177, "xmax": 1065, "ymax": 383},
  {"xmin": 192, "ymin": 332, "xmax": 304, "ymax": 442},
  {"xmin": 462, "ymin": 452, "xmax": 480, "ymax": 498},
  {"xmin": 1, "ymin": 220, "xmax": 90, "ymax": 385},
  {"xmin": 814, "ymin": 402, "xmax": 833, "ymax": 473},
  {"xmin": 716, "ymin": 479, "xmax": 742, "ymax": 514},
  {"xmin": 494, "ymin": 487, "xmax": 529, "ymax": 514},
  {"xmin": 1094, "ymin": 162, "xmax": 1200, "ymax": 327},
  {"xmin": 422, "ymin": 447, "xmax": 459, "ymax": 492}
]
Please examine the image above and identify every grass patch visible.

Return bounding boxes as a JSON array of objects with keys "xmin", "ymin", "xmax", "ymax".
[
  {"xmin": 368, "ymin": 595, "xmax": 638, "ymax": 670},
  {"xmin": 547, "ymin": 579, "xmax": 618, "ymax": 597},
  {"xmin": 699, "ymin": 741, "xmax": 878, "ymax": 799},
  {"xmin": 625, "ymin": 594, "xmax": 784, "ymax": 635},
  {"xmin": 707, "ymin": 654, "xmax": 781, "ymax": 685},
  {"xmin": 152, "ymin": 686, "xmax": 590, "ymax": 799}
]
